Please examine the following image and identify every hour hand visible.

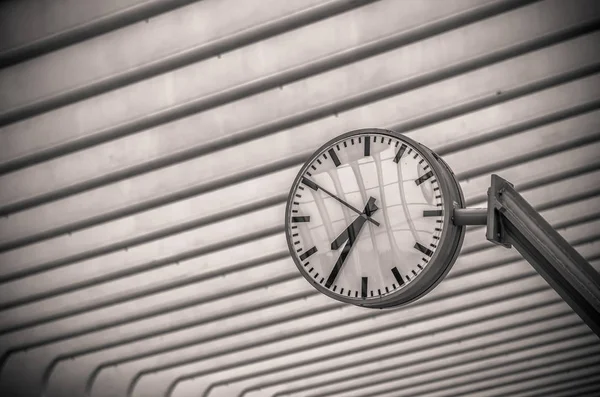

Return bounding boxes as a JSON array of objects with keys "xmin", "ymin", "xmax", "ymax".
[
  {"xmin": 326, "ymin": 197, "xmax": 378, "ymax": 288},
  {"xmin": 331, "ymin": 197, "xmax": 378, "ymax": 251},
  {"xmin": 331, "ymin": 215, "xmax": 367, "ymax": 251}
]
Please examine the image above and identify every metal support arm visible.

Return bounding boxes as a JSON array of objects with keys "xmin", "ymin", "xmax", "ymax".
[{"xmin": 453, "ymin": 174, "xmax": 600, "ymax": 337}]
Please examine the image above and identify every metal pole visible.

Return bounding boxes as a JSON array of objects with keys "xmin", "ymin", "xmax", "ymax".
[
  {"xmin": 453, "ymin": 208, "xmax": 487, "ymax": 226},
  {"xmin": 484, "ymin": 174, "xmax": 600, "ymax": 337}
]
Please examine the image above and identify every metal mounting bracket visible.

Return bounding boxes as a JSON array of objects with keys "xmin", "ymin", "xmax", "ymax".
[{"xmin": 453, "ymin": 174, "xmax": 600, "ymax": 337}]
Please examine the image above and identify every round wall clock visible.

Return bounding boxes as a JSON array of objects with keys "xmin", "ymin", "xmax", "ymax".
[{"xmin": 284, "ymin": 128, "xmax": 466, "ymax": 308}]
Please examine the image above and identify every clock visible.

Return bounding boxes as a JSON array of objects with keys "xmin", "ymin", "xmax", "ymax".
[{"xmin": 284, "ymin": 128, "xmax": 466, "ymax": 308}]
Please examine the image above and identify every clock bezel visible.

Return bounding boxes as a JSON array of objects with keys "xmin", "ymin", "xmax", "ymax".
[{"xmin": 284, "ymin": 128, "xmax": 465, "ymax": 309}]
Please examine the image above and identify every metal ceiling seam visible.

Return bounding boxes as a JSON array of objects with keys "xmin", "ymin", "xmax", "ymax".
[
  {"xmin": 0, "ymin": 250, "xmax": 294, "ymax": 331},
  {"xmin": 448, "ymin": 131, "xmax": 600, "ymax": 193},
  {"xmin": 35, "ymin": 260, "xmax": 552, "ymax": 374},
  {"xmin": 0, "ymin": 31, "xmax": 580, "ymax": 220},
  {"xmin": 77, "ymin": 299, "xmax": 344, "ymax": 394},
  {"xmin": 2, "ymin": 65, "xmax": 598, "ymax": 229},
  {"xmin": 7, "ymin": 114, "xmax": 593, "ymax": 266},
  {"xmin": 0, "ymin": 159, "xmax": 301, "ymax": 281},
  {"xmin": 0, "ymin": 166, "xmax": 299, "ymax": 252},
  {"xmin": 547, "ymin": 385, "xmax": 600, "ymax": 397},
  {"xmin": 2, "ymin": 85, "xmax": 596, "ymax": 282},
  {"xmin": 454, "ymin": 130, "xmax": 600, "ymax": 182},
  {"xmin": 4, "ymin": 187, "xmax": 595, "ymax": 326},
  {"xmin": 434, "ymin": 98, "xmax": 600, "ymax": 157},
  {"xmin": 45, "ymin": 290, "xmax": 330, "ymax": 389},
  {"xmin": 2, "ymin": 279, "xmax": 312, "ymax": 364},
  {"xmin": 364, "ymin": 340, "xmax": 600, "ymax": 395},
  {"xmin": 464, "ymin": 194, "xmax": 600, "ymax": 252},
  {"xmin": 73, "ymin": 293, "xmax": 331, "ymax": 362},
  {"xmin": 15, "ymin": 54, "xmax": 592, "ymax": 241},
  {"xmin": 2, "ymin": 74, "xmax": 599, "ymax": 249},
  {"xmin": 348, "ymin": 353, "xmax": 600, "ymax": 397},
  {"xmin": 2, "ymin": 282, "xmax": 315, "ymax": 394},
  {"xmin": 508, "ymin": 173, "xmax": 600, "ymax": 222},
  {"xmin": 358, "ymin": 354, "xmax": 600, "ymax": 397},
  {"xmin": 0, "ymin": 280, "xmax": 311, "ymax": 375},
  {"xmin": 218, "ymin": 310, "xmax": 583, "ymax": 395},
  {"xmin": 3, "ymin": 210, "xmax": 592, "ymax": 357},
  {"xmin": 501, "ymin": 173, "xmax": 599, "ymax": 219},
  {"xmin": 2, "ymin": 189, "xmax": 596, "ymax": 360},
  {"xmin": 0, "ymin": 0, "xmax": 531, "ymax": 175},
  {"xmin": 13, "ymin": 245, "xmax": 589, "ymax": 390},
  {"xmin": 508, "ymin": 374, "xmax": 600, "ymax": 397},
  {"xmin": 462, "ymin": 150, "xmax": 600, "ymax": 208},
  {"xmin": 535, "ymin": 187, "xmax": 600, "ymax": 216},
  {"xmin": 5, "ymin": 250, "xmax": 296, "ymax": 334},
  {"xmin": 448, "ymin": 111, "xmax": 600, "ymax": 178},
  {"xmin": 0, "ymin": 0, "xmax": 335, "ymax": 107},
  {"xmin": 0, "ymin": 266, "xmax": 301, "ymax": 348},
  {"xmin": 129, "ymin": 283, "xmax": 559, "ymax": 381},
  {"xmin": 0, "ymin": 202, "xmax": 291, "ymax": 284},
  {"xmin": 577, "ymin": 390, "xmax": 600, "ymax": 397},
  {"xmin": 0, "ymin": 0, "xmax": 378, "ymax": 128},
  {"xmin": 455, "ymin": 359, "xmax": 600, "ymax": 397},
  {"xmin": 2, "ymin": 24, "xmax": 598, "ymax": 217},
  {"xmin": 0, "ymin": 189, "xmax": 596, "ymax": 368},
  {"xmin": 574, "ymin": 390, "xmax": 600, "ymax": 397},
  {"xmin": 0, "ymin": 254, "xmax": 298, "ymax": 334},
  {"xmin": 2, "ymin": 169, "xmax": 596, "ymax": 314},
  {"xmin": 0, "ymin": 187, "xmax": 291, "ymax": 259},
  {"xmin": 81, "ymin": 273, "xmax": 564, "ymax": 367},
  {"xmin": 0, "ymin": 145, "xmax": 306, "ymax": 219},
  {"xmin": 0, "ymin": 0, "xmax": 198, "ymax": 68},
  {"xmin": 234, "ymin": 314, "xmax": 583, "ymax": 397},
  {"xmin": 461, "ymin": 199, "xmax": 600, "ymax": 256},
  {"xmin": 4, "ymin": 39, "xmax": 600, "ymax": 254},
  {"xmin": 408, "ymin": 71, "xmax": 600, "ymax": 147},
  {"xmin": 154, "ymin": 288, "xmax": 564, "ymax": 397},
  {"xmin": 50, "ymin": 284, "xmax": 564, "ymax": 394},
  {"xmin": 2, "ymin": 79, "xmax": 596, "ymax": 266},
  {"xmin": 545, "ymin": 382, "xmax": 600, "ymax": 397},
  {"xmin": 228, "ymin": 326, "xmax": 593, "ymax": 396},
  {"xmin": 450, "ymin": 241, "xmax": 599, "ymax": 282},
  {"xmin": 126, "ymin": 276, "xmax": 592, "ymax": 382},
  {"xmin": 385, "ymin": 54, "xmax": 599, "ymax": 134},
  {"xmin": 0, "ymin": 229, "xmax": 291, "ymax": 310},
  {"xmin": 3, "ymin": 132, "xmax": 596, "ymax": 290},
  {"xmin": 274, "ymin": 338, "xmax": 599, "ymax": 397},
  {"xmin": 90, "ymin": 303, "xmax": 573, "ymax": 397},
  {"xmin": 135, "ymin": 306, "xmax": 584, "ymax": 392},
  {"xmin": 0, "ymin": 0, "xmax": 329, "ymax": 104},
  {"xmin": 466, "ymin": 162, "xmax": 600, "ymax": 208},
  {"xmin": 0, "ymin": 0, "xmax": 505, "ymax": 120},
  {"xmin": 0, "ymin": 188, "xmax": 288, "ymax": 260}
]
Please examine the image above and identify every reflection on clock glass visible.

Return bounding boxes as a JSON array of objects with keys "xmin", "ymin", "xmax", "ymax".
[{"xmin": 288, "ymin": 133, "xmax": 443, "ymax": 301}]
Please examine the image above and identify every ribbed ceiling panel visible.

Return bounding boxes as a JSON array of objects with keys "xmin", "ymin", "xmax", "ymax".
[{"xmin": 0, "ymin": 0, "xmax": 599, "ymax": 396}]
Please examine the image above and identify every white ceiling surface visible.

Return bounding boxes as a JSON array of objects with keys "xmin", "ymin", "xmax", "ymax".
[{"xmin": 0, "ymin": 0, "xmax": 599, "ymax": 395}]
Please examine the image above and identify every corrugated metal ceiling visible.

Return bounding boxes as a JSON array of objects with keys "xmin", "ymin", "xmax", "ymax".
[{"xmin": 0, "ymin": 0, "xmax": 599, "ymax": 396}]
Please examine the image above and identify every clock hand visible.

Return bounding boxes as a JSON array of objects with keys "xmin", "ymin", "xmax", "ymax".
[
  {"xmin": 302, "ymin": 177, "xmax": 380, "ymax": 227},
  {"xmin": 326, "ymin": 197, "xmax": 378, "ymax": 288},
  {"xmin": 331, "ymin": 197, "xmax": 378, "ymax": 250}
]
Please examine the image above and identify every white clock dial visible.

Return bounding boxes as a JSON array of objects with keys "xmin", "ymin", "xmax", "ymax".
[{"xmin": 285, "ymin": 129, "xmax": 465, "ymax": 308}]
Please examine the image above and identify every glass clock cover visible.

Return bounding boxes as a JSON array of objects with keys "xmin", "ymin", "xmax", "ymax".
[{"xmin": 285, "ymin": 128, "xmax": 465, "ymax": 308}]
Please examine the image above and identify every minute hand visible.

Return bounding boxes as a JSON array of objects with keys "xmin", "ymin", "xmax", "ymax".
[
  {"xmin": 325, "ymin": 197, "xmax": 378, "ymax": 289},
  {"xmin": 302, "ymin": 177, "xmax": 380, "ymax": 227}
]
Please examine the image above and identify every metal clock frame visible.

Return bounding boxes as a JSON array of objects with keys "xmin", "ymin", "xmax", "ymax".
[{"xmin": 284, "ymin": 128, "xmax": 467, "ymax": 309}]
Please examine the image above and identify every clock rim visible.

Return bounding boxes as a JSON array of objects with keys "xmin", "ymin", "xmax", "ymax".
[{"xmin": 284, "ymin": 128, "xmax": 466, "ymax": 309}]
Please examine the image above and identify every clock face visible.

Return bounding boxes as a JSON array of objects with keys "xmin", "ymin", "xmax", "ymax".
[{"xmin": 285, "ymin": 128, "xmax": 465, "ymax": 308}]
